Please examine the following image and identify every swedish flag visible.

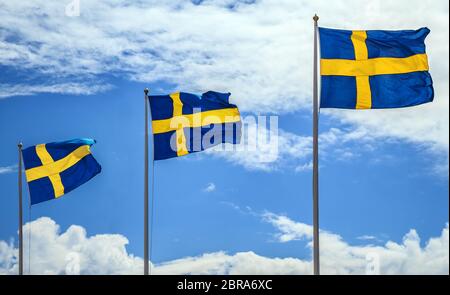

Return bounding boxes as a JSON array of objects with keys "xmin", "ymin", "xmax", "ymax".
[
  {"xmin": 149, "ymin": 91, "xmax": 241, "ymax": 160},
  {"xmin": 319, "ymin": 27, "xmax": 434, "ymax": 109},
  {"xmin": 22, "ymin": 138, "xmax": 101, "ymax": 205}
]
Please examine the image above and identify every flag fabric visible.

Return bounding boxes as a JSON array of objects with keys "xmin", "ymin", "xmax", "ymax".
[
  {"xmin": 319, "ymin": 27, "xmax": 434, "ymax": 109},
  {"xmin": 149, "ymin": 91, "xmax": 241, "ymax": 160},
  {"xmin": 22, "ymin": 138, "xmax": 101, "ymax": 205}
]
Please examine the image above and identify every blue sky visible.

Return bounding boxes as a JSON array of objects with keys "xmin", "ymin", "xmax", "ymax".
[{"xmin": 0, "ymin": 0, "xmax": 448, "ymax": 274}]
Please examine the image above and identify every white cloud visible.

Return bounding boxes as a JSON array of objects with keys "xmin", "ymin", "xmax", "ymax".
[
  {"xmin": 203, "ymin": 182, "xmax": 216, "ymax": 193},
  {"xmin": 208, "ymin": 125, "xmax": 311, "ymax": 172},
  {"xmin": 295, "ymin": 161, "xmax": 313, "ymax": 172},
  {"xmin": 357, "ymin": 235, "xmax": 377, "ymax": 241},
  {"xmin": 261, "ymin": 212, "xmax": 449, "ymax": 275},
  {"xmin": 207, "ymin": 123, "xmax": 377, "ymax": 171},
  {"xmin": 0, "ymin": 239, "xmax": 15, "ymax": 272},
  {"xmin": 0, "ymin": 165, "xmax": 17, "ymax": 174},
  {"xmin": 0, "ymin": 83, "xmax": 113, "ymax": 98},
  {"xmin": 155, "ymin": 251, "xmax": 312, "ymax": 275},
  {"xmin": 0, "ymin": 217, "xmax": 143, "ymax": 275},
  {"xmin": 0, "ymin": 216, "xmax": 447, "ymax": 275},
  {"xmin": 262, "ymin": 212, "xmax": 313, "ymax": 242}
]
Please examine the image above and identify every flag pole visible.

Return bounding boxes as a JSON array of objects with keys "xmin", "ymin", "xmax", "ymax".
[
  {"xmin": 18, "ymin": 142, "xmax": 23, "ymax": 275},
  {"xmin": 312, "ymin": 14, "xmax": 320, "ymax": 275},
  {"xmin": 144, "ymin": 88, "xmax": 149, "ymax": 275},
  {"xmin": 149, "ymin": 94, "xmax": 155, "ymax": 275}
]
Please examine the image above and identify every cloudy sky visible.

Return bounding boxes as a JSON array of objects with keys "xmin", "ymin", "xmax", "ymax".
[{"xmin": 0, "ymin": 0, "xmax": 448, "ymax": 274}]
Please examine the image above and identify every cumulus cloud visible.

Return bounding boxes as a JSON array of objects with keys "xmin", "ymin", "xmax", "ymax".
[
  {"xmin": 156, "ymin": 251, "xmax": 312, "ymax": 275},
  {"xmin": 206, "ymin": 121, "xmax": 311, "ymax": 172},
  {"xmin": 0, "ymin": 216, "xmax": 447, "ymax": 275},
  {"xmin": 262, "ymin": 212, "xmax": 313, "ymax": 242},
  {"xmin": 261, "ymin": 212, "xmax": 449, "ymax": 275},
  {"xmin": 0, "ymin": 217, "xmax": 143, "ymax": 275},
  {"xmin": 0, "ymin": 0, "xmax": 448, "ymax": 164},
  {"xmin": 203, "ymin": 182, "xmax": 216, "ymax": 193},
  {"xmin": 206, "ymin": 121, "xmax": 378, "ymax": 171}
]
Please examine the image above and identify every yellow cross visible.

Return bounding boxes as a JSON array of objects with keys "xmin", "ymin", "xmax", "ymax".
[
  {"xmin": 320, "ymin": 30, "xmax": 430, "ymax": 109},
  {"xmin": 170, "ymin": 92, "xmax": 189, "ymax": 156},
  {"xmin": 151, "ymin": 92, "xmax": 241, "ymax": 156},
  {"xmin": 25, "ymin": 144, "xmax": 92, "ymax": 197}
]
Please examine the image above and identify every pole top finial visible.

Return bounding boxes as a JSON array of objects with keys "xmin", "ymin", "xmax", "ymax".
[
  {"xmin": 18, "ymin": 142, "xmax": 23, "ymax": 148},
  {"xmin": 313, "ymin": 14, "xmax": 319, "ymax": 22},
  {"xmin": 144, "ymin": 88, "xmax": 149, "ymax": 95}
]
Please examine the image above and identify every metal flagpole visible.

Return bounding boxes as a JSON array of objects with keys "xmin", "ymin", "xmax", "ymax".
[
  {"xmin": 149, "ymin": 95, "xmax": 155, "ymax": 275},
  {"xmin": 18, "ymin": 142, "xmax": 23, "ymax": 275},
  {"xmin": 144, "ymin": 88, "xmax": 149, "ymax": 275},
  {"xmin": 312, "ymin": 14, "xmax": 320, "ymax": 275}
]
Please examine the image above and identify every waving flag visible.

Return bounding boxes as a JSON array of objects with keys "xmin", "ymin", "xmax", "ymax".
[
  {"xmin": 22, "ymin": 138, "xmax": 101, "ymax": 205},
  {"xmin": 319, "ymin": 27, "xmax": 434, "ymax": 109},
  {"xmin": 149, "ymin": 91, "xmax": 241, "ymax": 160}
]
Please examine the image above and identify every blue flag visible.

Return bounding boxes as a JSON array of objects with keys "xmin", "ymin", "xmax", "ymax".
[
  {"xmin": 319, "ymin": 27, "xmax": 434, "ymax": 109},
  {"xmin": 149, "ymin": 91, "xmax": 241, "ymax": 160},
  {"xmin": 22, "ymin": 138, "xmax": 101, "ymax": 205}
]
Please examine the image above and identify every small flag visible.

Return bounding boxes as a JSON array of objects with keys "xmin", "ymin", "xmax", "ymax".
[
  {"xmin": 319, "ymin": 27, "xmax": 434, "ymax": 109},
  {"xmin": 22, "ymin": 138, "xmax": 101, "ymax": 205},
  {"xmin": 149, "ymin": 91, "xmax": 241, "ymax": 160}
]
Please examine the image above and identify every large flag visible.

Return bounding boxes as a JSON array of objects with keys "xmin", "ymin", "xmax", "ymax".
[
  {"xmin": 149, "ymin": 91, "xmax": 241, "ymax": 160},
  {"xmin": 319, "ymin": 27, "xmax": 434, "ymax": 109},
  {"xmin": 22, "ymin": 138, "xmax": 101, "ymax": 205}
]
